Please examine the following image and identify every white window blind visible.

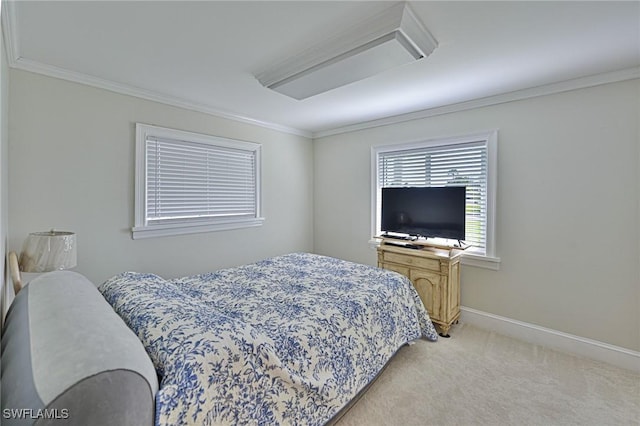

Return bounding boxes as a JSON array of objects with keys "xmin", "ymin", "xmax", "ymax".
[
  {"xmin": 377, "ymin": 140, "xmax": 488, "ymax": 251},
  {"xmin": 146, "ymin": 137, "xmax": 257, "ymax": 224},
  {"xmin": 133, "ymin": 124, "xmax": 263, "ymax": 239}
]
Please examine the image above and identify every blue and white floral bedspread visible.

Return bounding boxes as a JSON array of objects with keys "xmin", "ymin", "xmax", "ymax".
[{"xmin": 99, "ymin": 253, "xmax": 438, "ymax": 426}]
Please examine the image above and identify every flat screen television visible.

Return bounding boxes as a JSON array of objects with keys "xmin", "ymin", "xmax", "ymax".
[{"xmin": 381, "ymin": 186, "xmax": 466, "ymax": 240}]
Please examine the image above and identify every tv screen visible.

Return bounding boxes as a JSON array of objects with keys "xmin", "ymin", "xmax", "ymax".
[{"xmin": 381, "ymin": 186, "xmax": 466, "ymax": 240}]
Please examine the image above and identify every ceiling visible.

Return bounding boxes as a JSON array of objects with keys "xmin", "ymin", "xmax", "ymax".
[{"xmin": 4, "ymin": 1, "xmax": 640, "ymax": 137}]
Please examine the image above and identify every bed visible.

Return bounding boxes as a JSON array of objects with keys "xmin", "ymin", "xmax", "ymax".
[
  {"xmin": 100, "ymin": 252, "xmax": 437, "ymax": 425},
  {"xmin": 2, "ymin": 252, "xmax": 437, "ymax": 426}
]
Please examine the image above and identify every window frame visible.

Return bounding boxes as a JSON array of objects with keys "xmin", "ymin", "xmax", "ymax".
[
  {"xmin": 132, "ymin": 123, "xmax": 264, "ymax": 240},
  {"xmin": 371, "ymin": 130, "xmax": 500, "ymax": 269}
]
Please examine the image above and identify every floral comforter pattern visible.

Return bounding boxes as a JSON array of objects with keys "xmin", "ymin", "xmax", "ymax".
[{"xmin": 99, "ymin": 253, "xmax": 437, "ymax": 426}]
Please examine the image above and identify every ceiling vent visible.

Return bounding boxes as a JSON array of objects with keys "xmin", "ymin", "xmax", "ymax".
[{"xmin": 255, "ymin": 2, "xmax": 437, "ymax": 100}]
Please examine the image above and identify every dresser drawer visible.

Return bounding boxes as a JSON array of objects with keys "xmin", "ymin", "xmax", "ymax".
[
  {"xmin": 380, "ymin": 262, "xmax": 410, "ymax": 278},
  {"xmin": 383, "ymin": 251, "xmax": 441, "ymax": 272}
]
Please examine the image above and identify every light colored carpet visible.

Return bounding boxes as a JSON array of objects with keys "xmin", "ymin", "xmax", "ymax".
[{"xmin": 335, "ymin": 323, "xmax": 640, "ymax": 426}]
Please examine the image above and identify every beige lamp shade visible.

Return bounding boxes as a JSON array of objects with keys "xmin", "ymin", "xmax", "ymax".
[{"xmin": 19, "ymin": 231, "xmax": 77, "ymax": 273}]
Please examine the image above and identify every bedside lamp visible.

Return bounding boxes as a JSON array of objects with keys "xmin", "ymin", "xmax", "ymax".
[{"xmin": 8, "ymin": 230, "xmax": 77, "ymax": 294}]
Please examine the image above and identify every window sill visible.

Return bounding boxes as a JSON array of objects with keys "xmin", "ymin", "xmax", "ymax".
[
  {"xmin": 460, "ymin": 252, "xmax": 501, "ymax": 270},
  {"xmin": 132, "ymin": 217, "xmax": 265, "ymax": 240},
  {"xmin": 368, "ymin": 238, "xmax": 501, "ymax": 270}
]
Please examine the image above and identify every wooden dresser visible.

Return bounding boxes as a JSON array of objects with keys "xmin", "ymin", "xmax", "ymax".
[{"xmin": 376, "ymin": 239, "xmax": 464, "ymax": 337}]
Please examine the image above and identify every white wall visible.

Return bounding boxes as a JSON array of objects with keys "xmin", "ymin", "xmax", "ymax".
[
  {"xmin": 6, "ymin": 67, "xmax": 639, "ymax": 353},
  {"xmin": 314, "ymin": 80, "xmax": 640, "ymax": 352},
  {"xmin": 8, "ymin": 70, "xmax": 314, "ymax": 285}
]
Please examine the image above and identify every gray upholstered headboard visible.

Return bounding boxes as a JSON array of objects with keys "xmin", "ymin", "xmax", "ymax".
[{"xmin": 1, "ymin": 271, "xmax": 159, "ymax": 425}]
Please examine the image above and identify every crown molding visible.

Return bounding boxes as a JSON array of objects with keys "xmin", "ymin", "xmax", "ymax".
[
  {"xmin": 1, "ymin": 0, "xmax": 311, "ymax": 139},
  {"xmin": 313, "ymin": 67, "xmax": 640, "ymax": 139},
  {"xmin": 10, "ymin": 53, "xmax": 637, "ymax": 142},
  {"xmin": 3, "ymin": 0, "xmax": 637, "ymax": 141},
  {"xmin": 2, "ymin": 0, "xmax": 19, "ymax": 66},
  {"xmin": 10, "ymin": 57, "xmax": 312, "ymax": 138}
]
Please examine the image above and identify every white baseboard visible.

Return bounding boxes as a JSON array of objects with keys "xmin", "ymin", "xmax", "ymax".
[{"xmin": 459, "ymin": 306, "xmax": 640, "ymax": 373}]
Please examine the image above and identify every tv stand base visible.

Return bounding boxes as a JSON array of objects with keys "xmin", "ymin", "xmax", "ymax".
[{"xmin": 376, "ymin": 238, "xmax": 464, "ymax": 336}]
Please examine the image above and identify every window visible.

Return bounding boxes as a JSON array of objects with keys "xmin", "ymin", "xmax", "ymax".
[
  {"xmin": 372, "ymin": 131, "xmax": 499, "ymax": 268},
  {"xmin": 133, "ymin": 124, "xmax": 263, "ymax": 239}
]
